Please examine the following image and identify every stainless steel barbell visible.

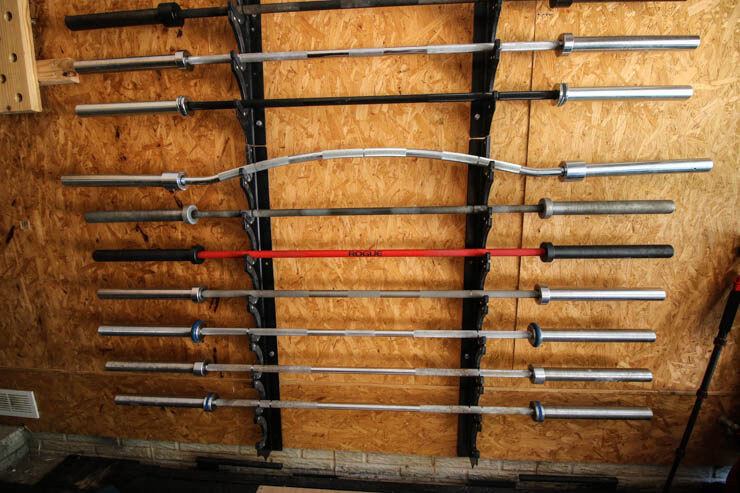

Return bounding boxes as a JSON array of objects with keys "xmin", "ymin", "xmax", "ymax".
[
  {"xmin": 61, "ymin": 147, "xmax": 713, "ymax": 189},
  {"xmin": 72, "ymin": 35, "xmax": 700, "ymax": 74}
]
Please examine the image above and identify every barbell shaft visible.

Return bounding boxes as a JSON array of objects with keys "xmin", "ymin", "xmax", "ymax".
[
  {"xmin": 114, "ymin": 394, "xmax": 653, "ymax": 421},
  {"xmin": 104, "ymin": 361, "xmax": 652, "ymax": 383},
  {"xmin": 97, "ymin": 325, "xmax": 656, "ymax": 344},
  {"xmin": 96, "ymin": 286, "xmax": 666, "ymax": 303}
]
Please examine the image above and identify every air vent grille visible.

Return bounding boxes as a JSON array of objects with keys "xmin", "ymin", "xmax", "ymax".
[{"xmin": 0, "ymin": 389, "xmax": 39, "ymax": 418}]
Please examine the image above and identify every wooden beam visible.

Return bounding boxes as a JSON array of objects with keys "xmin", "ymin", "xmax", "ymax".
[
  {"xmin": 0, "ymin": 0, "xmax": 41, "ymax": 113},
  {"xmin": 37, "ymin": 58, "xmax": 79, "ymax": 86}
]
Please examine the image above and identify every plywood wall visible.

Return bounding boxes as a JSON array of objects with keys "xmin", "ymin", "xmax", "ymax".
[{"xmin": 0, "ymin": 0, "xmax": 737, "ymax": 466}]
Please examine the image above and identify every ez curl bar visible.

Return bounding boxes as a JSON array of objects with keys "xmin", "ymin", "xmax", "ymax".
[{"xmin": 62, "ymin": 147, "xmax": 712, "ymax": 189}]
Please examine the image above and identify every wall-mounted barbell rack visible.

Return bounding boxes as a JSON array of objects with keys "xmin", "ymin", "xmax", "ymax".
[{"xmin": 63, "ymin": 0, "xmax": 709, "ymax": 465}]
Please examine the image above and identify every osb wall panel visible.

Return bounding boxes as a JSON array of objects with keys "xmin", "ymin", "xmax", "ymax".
[
  {"xmin": 0, "ymin": 0, "xmax": 737, "ymax": 466},
  {"xmin": 515, "ymin": 0, "xmax": 739, "ymax": 393}
]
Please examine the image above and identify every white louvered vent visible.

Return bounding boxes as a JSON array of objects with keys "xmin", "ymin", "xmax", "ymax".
[{"xmin": 0, "ymin": 389, "xmax": 39, "ymax": 418}]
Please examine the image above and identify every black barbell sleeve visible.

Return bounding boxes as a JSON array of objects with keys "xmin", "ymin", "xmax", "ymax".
[
  {"xmin": 92, "ymin": 246, "xmax": 205, "ymax": 264},
  {"xmin": 65, "ymin": 3, "xmax": 185, "ymax": 31},
  {"xmin": 539, "ymin": 243, "xmax": 674, "ymax": 262}
]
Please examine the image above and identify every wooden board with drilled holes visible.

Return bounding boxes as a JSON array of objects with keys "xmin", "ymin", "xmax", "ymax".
[{"xmin": 0, "ymin": 0, "xmax": 41, "ymax": 113}]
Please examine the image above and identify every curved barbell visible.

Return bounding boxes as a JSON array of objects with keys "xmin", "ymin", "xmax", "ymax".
[{"xmin": 61, "ymin": 147, "xmax": 713, "ymax": 190}]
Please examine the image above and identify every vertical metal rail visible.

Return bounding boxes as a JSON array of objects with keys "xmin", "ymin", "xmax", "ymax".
[
  {"xmin": 457, "ymin": 0, "xmax": 503, "ymax": 467},
  {"xmin": 663, "ymin": 276, "xmax": 740, "ymax": 491},
  {"xmin": 228, "ymin": 0, "xmax": 283, "ymax": 458}
]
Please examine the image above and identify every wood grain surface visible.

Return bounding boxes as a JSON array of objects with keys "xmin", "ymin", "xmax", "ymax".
[{"xmin": 0, "ymin": 0, "xmax": 737, "ymax": 466}]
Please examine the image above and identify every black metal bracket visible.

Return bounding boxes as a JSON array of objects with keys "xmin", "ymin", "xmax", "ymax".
[
  {"xmin": 457, "ymin": 0, "xmax": 502, "ymax": 468},
  {"xmin": 228, "ymin": 0, "xmax": 282, "ymax": 459},
  {"xmin": 469, "ymin": 0, "xmax": 503, "ymax": 139}
]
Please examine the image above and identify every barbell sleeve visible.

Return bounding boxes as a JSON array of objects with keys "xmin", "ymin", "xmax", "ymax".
[
  {"xmin": 561, "ymin": 35, "xmax": 699, "ymax": 54},
  {"xmin": 557, "ymin": 84, "xmax": 693, "ymax": 106},
  {"xmin": 84, "ymin": 209, "xmax": 190, "ymax": 223},
  {"xmin": 560, "ymin": 158, "xmax": 713, "ymax": 181},
  {"xmin": 538, "ymin": 199, "xmax": 674, "ymax": 217},
  {"xmin": 549, "ymin": 0, "xmax": 685, "ymax": 8},
  {"xmin": 98, "ymin": 325, "xmax": 193, "ymax": 337},
  {"xmin": 65, "ymin": 3, "xmax": 186, "ymax": 31},
  {"xmin": 98, "ymin": 288, "xmax": 204, "ymax": 302},
  {"xmin": 114, "ymin": 394, "xmax": 653, "ymax": 421},
  {"xmin": 75, "ymin": 98, "xmax": 191, "ymax": 117},
  {"xmin": 96, "ymin": 286, "xmax": 666, "ymax": 303},
  {"xmin": 61, "ymin": 172, "xmax": 187, "ymax": 189},
  {"xmin": 537, "ymin": 287, "xmax": 666, "ymax": 303},
  {"xmin": 539, "ymin": 243, "xmax": 674, "ymax": 261},
  {"xmin": 93, "ymin": 247, "xmax": 205, "ymax": 264},
  {"xmin": 97, "ymin": 324, "xmax": 656, "ymax": 344},
  {"xmin": 115, "ymin": 395, "xmax": 206, "ymax": 409},
  {"xmin": 528, "ymin": 367, "xmax": 652, "ymax": 383},
  {"xmin": 106, "ymin": 361, "xmax": 196, "ymax": 373},
  {"xmin": 533, "ymin": 325, "xmax": 657, "ymax": 344},
  {"xmin": 74, "ymin": 51, "xmax": 193, "ymax": 74},
  {"xmin": 530, "ymin": 403, "xmax": 653, "ymax": 421}
]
